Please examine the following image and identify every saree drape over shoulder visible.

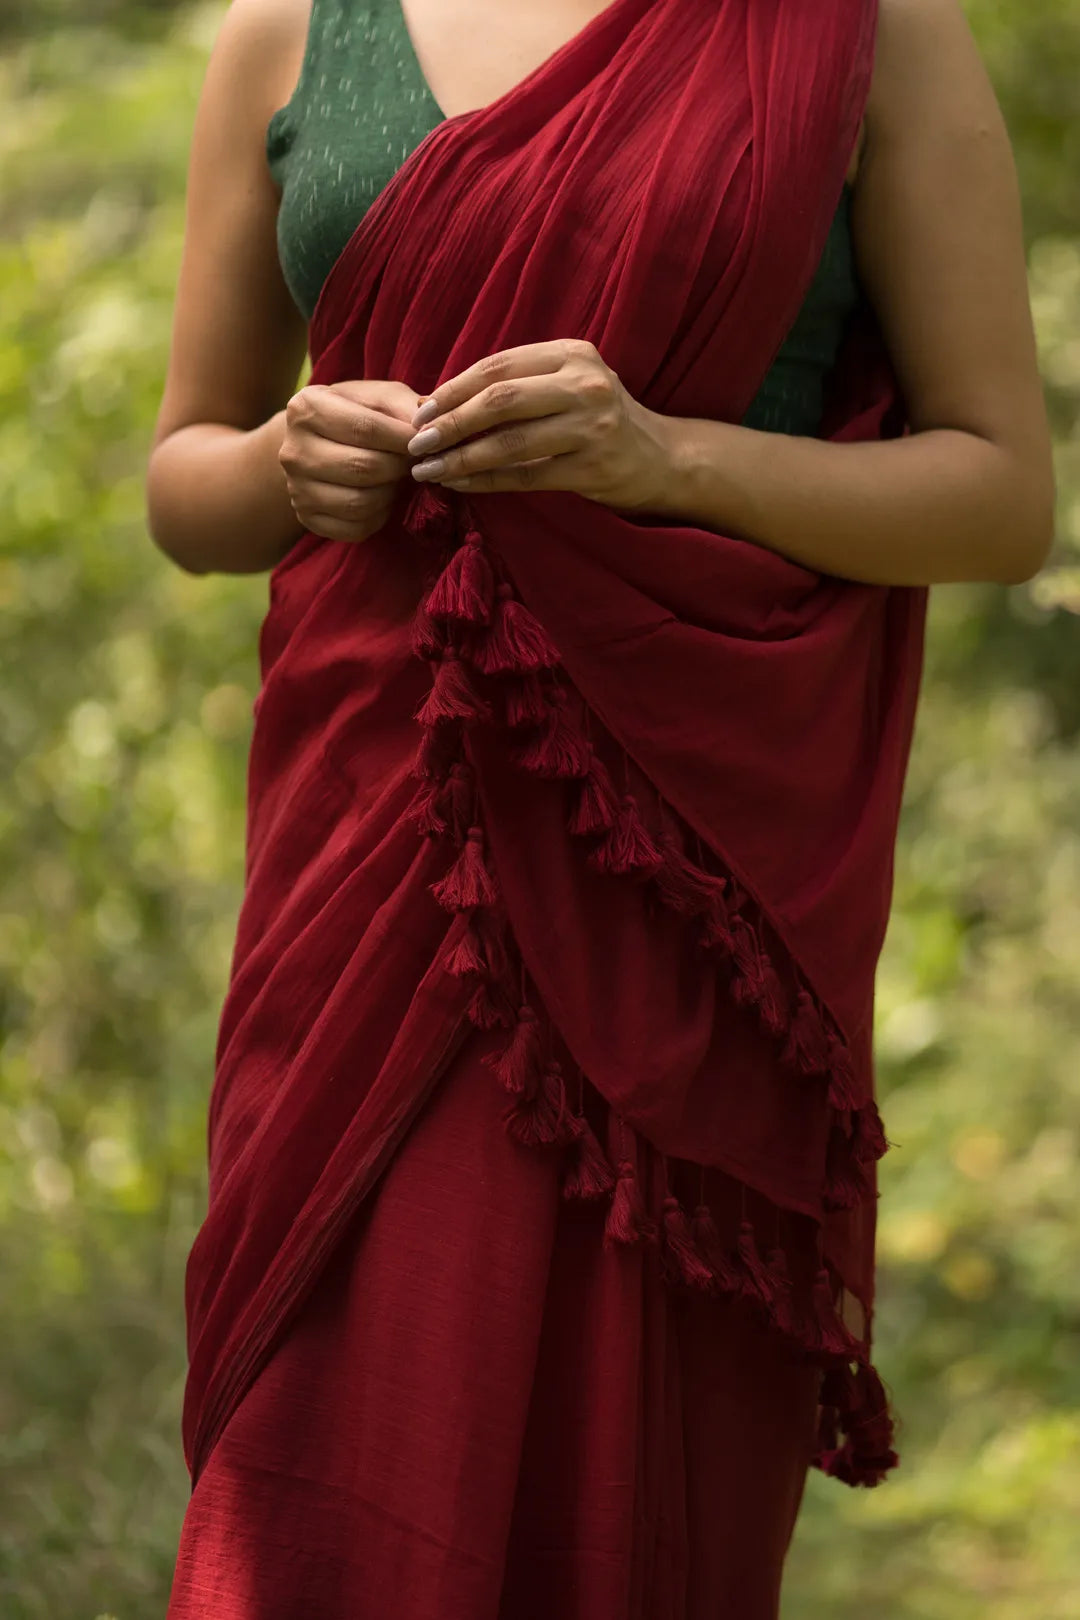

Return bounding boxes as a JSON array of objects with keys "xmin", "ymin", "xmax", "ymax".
[{"xmin": 174, "ymin": 0, "xmax": 925, "ymax": 1603}]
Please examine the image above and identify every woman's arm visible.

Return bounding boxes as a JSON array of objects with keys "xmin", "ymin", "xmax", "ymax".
[
  {"xmin": 410, "ymin": 0, "xmax": 1056, "ymax": 587},
  {"xmin": 145, "ymin": 0, "xmax": 311, "ymax": 575},
  {"xmin": 655, "ymin": 0, "xmax": 1055, "ymax": 585}
]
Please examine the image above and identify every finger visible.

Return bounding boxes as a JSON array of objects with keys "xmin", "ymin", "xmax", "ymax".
[
  {"xmin": 439, "ymin": 454, "xmax": 572, "ymax": 495},
  {"xmin": 331, "ymin": 378, "xmax": 427, "ymax": 425},
  {"xmin": 407, "ymin": 374, "xmax": 572, "ymax": 458},
  {"xmin": 290, "ymin": 477, "xmax": 398, "ymax": 522},
  {"xmin": 288, "ymin": 443, "xmax": 411, "ymax": 490},
  {"xmin": 411, "ymin": 414, "xmax": 579, "ymax": 484},
  {"xmin": 291, "ymin": 385, "xmax": 416, "ymax": 454},
  {"xmin": 412, "ymin": 340, "xmax": 588, "ymax": 427}
]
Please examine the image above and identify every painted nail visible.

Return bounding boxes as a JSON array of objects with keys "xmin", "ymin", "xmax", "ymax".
[
  {"xmin": 412, "ymin": 398, "xmax": 439, "ymax": 427},
  {"xmin": 408, "ymin": 426, "xmax": 442, "ymax": 454},
  {"xmin": 412, "ymin": 457, "xmax": 447, "ymax": 481}
]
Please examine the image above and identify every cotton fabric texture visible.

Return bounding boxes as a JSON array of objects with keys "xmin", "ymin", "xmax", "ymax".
[{"xmin": 168, "ymin": 0, "xmax": 924, "ymax": 1614}]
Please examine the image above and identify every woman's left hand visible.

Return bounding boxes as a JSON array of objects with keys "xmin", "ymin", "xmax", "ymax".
[{"xmin": 406, "ymin": 339, "xmax": 676, "ymax": 513}]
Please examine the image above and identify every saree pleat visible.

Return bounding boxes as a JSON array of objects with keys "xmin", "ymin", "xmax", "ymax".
[{"xmin": 169, "ymin": 1029, "xmax": 820, "ymax": 1620}]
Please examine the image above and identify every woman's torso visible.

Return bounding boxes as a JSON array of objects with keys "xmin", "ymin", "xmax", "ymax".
[{"xmin": 265, "ymin": 0, "xmax": 863, "ymax": 437}]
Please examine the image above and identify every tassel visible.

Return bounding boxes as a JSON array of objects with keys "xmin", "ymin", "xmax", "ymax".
[
  {"xmin": 561, "ymin": 1117, "xmax": 617, "ymax": 1200},
  {"xmin": 444, "ymin": 761, "xmax": 475, "ymax": 842},
  {"xmin": 604, "ymin": 1157, "xmax": 657, "ymax": 1248},
  {"xmin": 700, "ymin": 894, "xmax": 736, "ymax": 954},
  {"xmin": 403, "ymin": 481, "xmax": 449, "ymax": 537},
  {"xmin": 431, "ymin": 825, "xmax": 498, "ymax": 911},
  {"xmin": 411, "ymin": 596, "xmax": 446, "ymax": 660},
  {"xmin": 736, "ymin": 1218, "xmax": 775, "ymax": 1308},
  {"xmin": 782, "ymin": 988, "xmax": 832, "ymax": 1076},
  {"xmin": 514, "ymin": 707, "xmax": 593, "ymax": 780},
  {"xmin": 652, "ymin": 844, "xmax": 728, "ymax": 919},
  {"xmin": 415, "ymin": 718, "xmax": 461, "ymax": 781},
  {"xmin": 827, "ymin": 1036, "xmax": 860, "ymax": 1112},
  {"xmin": 690, "ymin": 1202, "xmax": 742, "ymax": 1295},
  {"xmin": 568, "ymin": 763, "xmax": 619, "ymax": 836},
  {"xmin": 415, "ymin": 650, "xmax": 491, "ymax": 726},
  {"xmin": 485, "ymin": 1002, "xmax": 544, "ymax": 1097},
  {"xmin": 810, "ymin": 1268, "xmax": 862, "ymax": 1359},
  {"xmin": 817, "ymin": 1364, "xmax": 898, "ymax": 1486},
  {"xmin": 501, "ymin": 674, "xmax": 551, "ymax": 728},
  {"xmin": 765, "ymin": 1247, "xmax": 797, "ymax": 1336},
  {"xmin": 852, "ymin": 1100, "xmax": 888, "ymax": 1169},
  {"xmin": 444, "ymin": 924, "xmax": 488, "ymax": 980},
  {"xmin": 590, "ymin": 796, "xmax": 664, "ymax": 877},
  {"xmin": 505, "ymin": 1062, "xmax": 567, "ymax": 1147},
  {"xmin": 471, "ymin": 582, "xmax": 560, "ymax": 674},
  {"xmin": 468, "ymin": 979, "xmax": 517, "ymax": 1030},
  {"xmin": 660, "ymin": 1193, "xmax": 715, "ymax": 1290},
  {"xmin": 423, "ymin": 534, "xmax": 494, "ymax": 626},
  {"xmin": 409, "ymin": 778, "xmax": 448, "ymax": 838},
  {"xmin": 823, "ymin": 1127, "xmax": 865, "ymax": 1212}
]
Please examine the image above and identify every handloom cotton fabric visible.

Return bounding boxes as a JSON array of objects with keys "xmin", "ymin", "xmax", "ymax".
[{"xmin": 168, "ymin": 0, "xmax": 921, "ymax": 1614}]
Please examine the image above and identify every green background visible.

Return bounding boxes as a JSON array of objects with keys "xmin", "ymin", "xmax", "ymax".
[{"xmin": 1, "ymin": 2, "xmax": 1077, "ymax": 1614}]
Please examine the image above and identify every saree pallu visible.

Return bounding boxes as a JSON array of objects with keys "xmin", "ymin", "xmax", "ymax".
[{"xmin": 175, "ymin": 0, "xmax": 924, "ymax": 1602}]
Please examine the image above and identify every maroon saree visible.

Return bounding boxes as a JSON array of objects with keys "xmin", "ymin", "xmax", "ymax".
[{"xmin": 172, "ymin": 0, "xmax": 925, "ymax": 1607}]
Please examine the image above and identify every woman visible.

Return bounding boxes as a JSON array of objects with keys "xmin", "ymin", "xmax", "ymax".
[{"xmin": 147, "ymin": 0, "xmax": 1053, "ymax": 1615}]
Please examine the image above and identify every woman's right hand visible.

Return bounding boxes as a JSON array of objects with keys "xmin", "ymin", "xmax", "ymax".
[{"xmin": 278, "ymin": 379, "xmax": 423, "ymax": 543}]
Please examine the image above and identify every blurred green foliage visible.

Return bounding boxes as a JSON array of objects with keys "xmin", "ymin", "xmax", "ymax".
[{"xmin": 0, "ymin": 2, "xmax": 1077, "ymax": 1616}]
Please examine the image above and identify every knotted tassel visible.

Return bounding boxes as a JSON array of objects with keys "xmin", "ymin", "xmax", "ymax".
[
  {"xmin": 826, "ymin": 1041, "xmax": 860, "ymax": 1113},
  {"xmin": 403, "ymin": 481, "xmax": 449, "ymax": 537},
  {"xmin": 470, "ymin": 582, "xmax": 561, "ymax": 674},
  {"xmin": 728, "ymin": 922, "xmax": 789, "ymax": 1036},
  {"xmin": 736, "ymin": 1218, "xmax": 775, "ymax": 1309},
  {"xmin": 514, "ymin": 706, "xmax": 593, "ymax": 780},
  {"xmin": 423, "ymin": 533, "xmax": 494, "ymax": 626},
  {"xmin": 485, "ymin": 1002, "xmax": 545, "ymax": 1098},
  {"xmin": 590, "ymin": 796, "xmax": 665, "ymax": 877},
  {"xmin": 415, "ymin": 649, "xmax": 491, "ymax": 726},
  {"xmin": 431, "ymin": 825, "xmax": 498, "ymax": 911},
  {"xmin": 604, "ymin": 1155, "xmax": 657, "ymax": 1247},
  {"xmin": 765, "ymin": 1246, "xmax": 797, "ymax": 1336},
  {"xmin": 501, "ymin": 674, "xmax": 551, "ymax": 728},
  {"xmin": 505, "ymin": 1061, "xmax": 568, "ymax": 1147},
  {"xmin": 415, "ymin": 718, "xmax": 462, "ymax": 781},
  {"xmin": 852, "ymin": 1100, "xmax": 888, "ymax": 1170},
  {"xmin": 782, "ymin": 988, "xmax": 833, "ymax": 1076},
  {"xmin": 411, "ymin": 595, "xmax": 447, "ymax": 660},
  {"xmin": 560, "ymin": 1116, "xmax": 617, "ymax": 1201},
  {"xmin": 700, "ymin": 893, "xmax": 736, "ymax": 954},
  {"xmin": 443, "ymin": 761, "xmax": 475, "ymax": 843},
  {"xmin": 823, "ymin": 1127, "xmax": 865, "ymax": 1213},
  {"xmin": 443, "ymin": 918, "xmax": 488, "ymax": 979},
  {"xmin": 810, "ymin": 1269, "xmax": 862, "ymax": 1359},
  {"xmin": 660, "ymin": 1193, "xmax": 715, "ymax": 1290},
  {"xmin": 469, "ymin": 980, "xmax": 517, "ymax": 1031},
  {"xmin": 690, "ymin": 1201, "xmax": 742, "ymax": 1295},
  {"xmin": 409, "ymin": 778, "xmax": 449, "ymax": 838},
  {"xmin": 568, "ymin": 763, "xmax": 619, "ymax": 836},
  {"xmin": 652, "ymin": 844, "xmax": 728, "ymax": 919},
  {"xmin": 818, "ymin": 1364, "xmax": 898, "ymax": 1486}
]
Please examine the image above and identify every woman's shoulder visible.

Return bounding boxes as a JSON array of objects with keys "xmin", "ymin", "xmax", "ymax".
[
  {"xmin": 866, "ymin": 0, "xmax": 994, "ymax": 140},
  {"xmin": 209, "ymin": 0, "xmax": 315, "ymax": 131}
]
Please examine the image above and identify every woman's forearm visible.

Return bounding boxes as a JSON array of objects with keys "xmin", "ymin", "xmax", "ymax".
[
  {"xmin": 653, "ymin": 415, "xmax": 1055, "ymax": 587},
  {"xmin": 146, "ymin": 408, "xmax": 304, "ymax": 576}
]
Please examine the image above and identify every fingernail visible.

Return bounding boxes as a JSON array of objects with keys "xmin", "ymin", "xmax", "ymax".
[
  {"xmin": 412, "ymin": 399, "xmax": 439, "ymax": 427},
  {"xmin": 408, "ymin": 426, "xmax": 441, "ymax": 454},
  {"xmin": 412, "ymin": 457, "xmax": 446, "ymax": 481}
]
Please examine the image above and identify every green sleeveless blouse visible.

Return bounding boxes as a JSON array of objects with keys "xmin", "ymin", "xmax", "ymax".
[{"xmin": 266, "ymin": 0, "xmax": 860, "ymax": 436}]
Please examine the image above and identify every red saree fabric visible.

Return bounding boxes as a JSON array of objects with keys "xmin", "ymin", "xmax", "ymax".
[{"xmin": 177, "ymin": 0, "xmax": 923, "ymax": 1587}]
